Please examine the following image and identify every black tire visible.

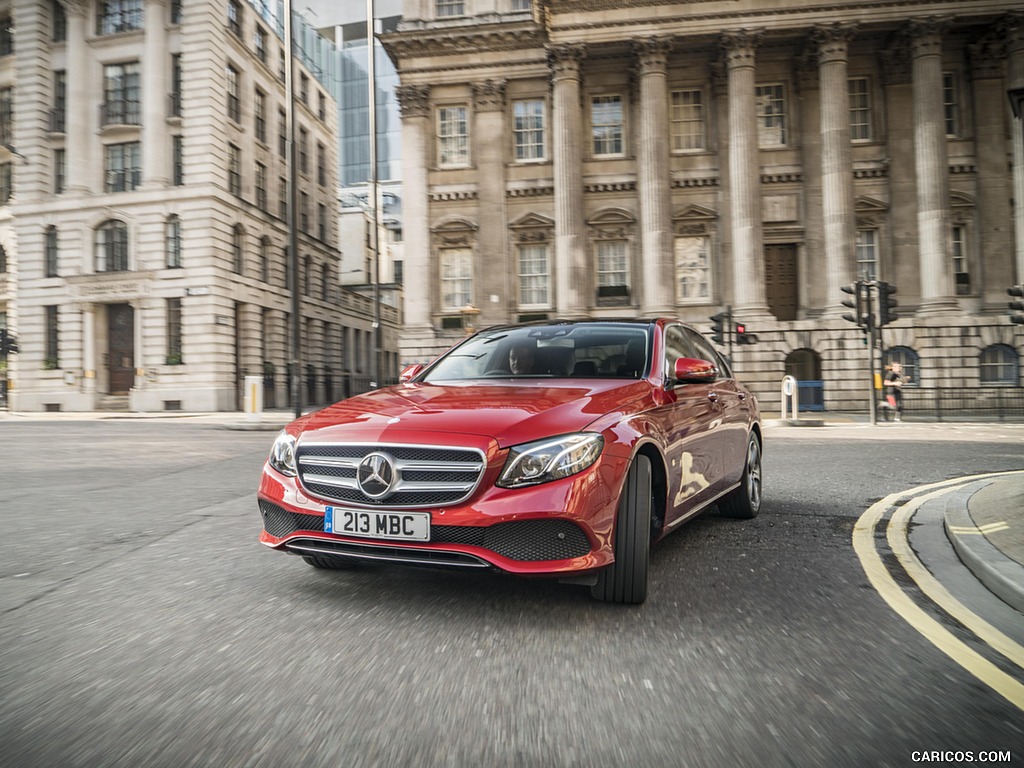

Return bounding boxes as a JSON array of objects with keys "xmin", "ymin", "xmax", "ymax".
[
  {"xmin": 718, "ymin": 432, "xmax": 762, "ymax": 519},
  {"xmin": 592, "ymin": 454, "xmax": 653, "ymax": 604},
  {"xmin": 302, "ymin": 554, "xmax": 358, "ymax": 570}
]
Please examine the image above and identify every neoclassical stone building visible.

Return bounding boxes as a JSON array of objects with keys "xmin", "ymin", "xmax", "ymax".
[
  {"xmin": 383, "ymin": 0, "xmax": 1024, "ymax": 411},
  {"xmin": 0, "ymin": 0, "xmax": 399, "ymax": 412}
]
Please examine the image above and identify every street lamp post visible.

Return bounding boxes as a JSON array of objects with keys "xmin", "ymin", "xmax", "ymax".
[
  {"xmin": 368, "ymin": 0, "xmax": 382, "ymax": 388},
  {"xmin": 285, "ymin": 0, "xmax": 302, "ymax": 418}
]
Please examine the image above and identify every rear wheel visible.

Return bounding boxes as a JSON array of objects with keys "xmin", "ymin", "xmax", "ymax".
[
  {"xmin": 718, "ymin": 432, "xmax": 762, "ymax": 519},
  {"xmin": 592, "ymin": 454, "xmax": 653, "ymax": 605},
  {"xmin": 302, "ymin": 554, "xmax": 358, "ymax": 570}
]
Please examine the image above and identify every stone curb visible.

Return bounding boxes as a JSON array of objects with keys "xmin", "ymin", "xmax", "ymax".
[{"xmin": 943, "ymin": 477, "xmax": 1024, "ymax": 615}]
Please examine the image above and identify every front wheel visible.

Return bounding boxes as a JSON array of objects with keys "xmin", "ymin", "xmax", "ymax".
[
  {"xmin": 592, "ymin": 454, "xmax": 653, "ymax": 605},
  {"xmin": 718, "ymin": 432, "xmax": 762, "ymax": 519}
]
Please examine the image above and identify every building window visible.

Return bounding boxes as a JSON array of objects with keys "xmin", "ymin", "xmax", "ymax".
[
  {"xmin": 169, "ymin": 0, "xmax": 181, "ymax": 25},
  {"xmin": 440, "ymin": 248, "xmax": 472, "ymax": 311},
  {"xmin": 166, "ymin": 214, "xmax": 182, "ymax": 268},
  {"xmin": 321, "ymin": 263, "xmax": 329, "ymax": 302},
  {"xmin": 279, "ymin": 176, "xmax": 287, "ymax": 219},
  {"xmin": 104, "ymin": 142, "xmax": 141, "ymax": 192},
  {"xmin": 436, "ymin": 0, "xmax": 464, "ymax": 18},
  {"xmin": 278, "ymin": 48, "xmax": 286, "ymax": 82},
  {"xmin": 52, "ymin": 1, "xmax": 67, "ymax": 42},
  {"xmin": 952, "ymin": 224, "xmax": 970, "ymax": 295},
  {"xmin": 596, "ymin": 240, "xmax": 629, "ymax": 300},
  {"xmin": 260, "ymin": 237, "xmax": 270, "ymax": 283},
  {"xmin": 278, "ymin": 109, "xmax": 287, "ymax": 157},
  {"xmin": 54, "ymin": 149, "xmax": 66, "ymax": 194},
  {"xmin": 518, "ymin": 244, "xmax": 550, "ymax": 307},
  {"xmin": 437, "ymin": 106, "xmax": 469, "ymax": 167},
  {"xmin": 102, "ymin": 62, "xmax": 141, "ymax": 125},
  {"xmin": 166, "ymin": 298, "xmax": 183, "ymax": 364},
  {"xmin": 591, "ymin": 95, "xmax": 624, "ymax": 156},
  {"xmin": 254, "ymin": 89, "xmax": 266, "ymax": 142},
  {"xmin": 232, "ymin": 224, "xmax": 245, "ymax": 274},
  {"xmin": 980, "ymin": 344, "xmax": 1019, "ymax": 386},
  {"xmin": 883, "ymin": 346, "xmax": 919, "ymax": 388},
  {"xmin": 0, "ymin": 87, "xmax": 11, "ymax": 146},
  {"xmin": 670, "ymin": 89, "xmax": 705, "ymax": 151},
  {"xmin": 674, "ymin": 236, "xmax": 710, "ymax": 303},
  {"xmin": 318, "ymin": 203, "xmax": 327, "ymax": 241},
  {"xmin": 855, "ymin": 229, "xmax": 878, "ymax": 281},
  {"xmin": 512, "ymin": 99, "xmax": 545, "ymax": 161},
  {"xmin": 51, "ymin": 71, "xmax": 66, "ymax": 132},
  {"xmin": 226, "ymin": 65, "xmax": 241, "ymax": 122},
  {"xmin": 756, "ymin": 84, "xmax": 787, "ymax": 146},
  {"xmin": 300, "ymin": 192, "xmax": 309, "ymax": 232},
  {"xmin": 0, "ymin": 244, "xmax": 6, "ymax": 272},
  {"xmin": 227, "ymin": 0, "xmax": 242, "ymax": 38},
  {"xmin": 170, "ymin": 54, "xmax": 181, "ymax": 117},
  {"xmin": 95, "ymin": 220, "xmax": 129, "ymax": 272},
  {"xmin": 848, "ymin": 78, "xmax": 871, "ymax": 141},
  {"xmin": 300, "ymin": 74, "xmax": 309, "ymax": 105},
  {"xmin": 97, "ymin": 1, "xmax": 143, "ymax": 36},
  {"xmin": 228, "ymin": 143, "xmax": 241, "ymax": 196},
  {"xmin": 0, "ymin": 162, "xmax": 10, "ymax": 204},
  {"xmin": 943, "ymin": 73, "xmax": 959, "ymax": 137},
  {"xmin": 255, "ymin": 161, "xmax": 267, "ymax": 211},
  {"xmin": 172, "ymin": 135, "xmax": 183, "ymax": 185},
  {"xmin": 317, "ymin": 142, "xmax": 327, "ymax": 186},
  {"xmin": 45, "ymin": 226, "xmax": 59, "ymax": 277},
  {"xmin": 299, "ymin": 127, "xmax": 308, "ymax": 174},
  {"xmin": 0, "ymin": 15, "xmax": 10, "ymax": 56},
  {"xmin": 254, "ymin": 24, "xmax": 267, "ymax": 63},
  {"xmin": 511, "ymin": 0, "xmax": 531, "ymax": 8},
  {"xmin": 318, "ymin": 91, "xmax": 326, "ymax": 122},
  {"xmin": 45, "ymin": 306, "xmax": 59, "ymax": 368},
  {"xmin": 303, "ymin": 255, "xmax": 312, "ymax": 295}
]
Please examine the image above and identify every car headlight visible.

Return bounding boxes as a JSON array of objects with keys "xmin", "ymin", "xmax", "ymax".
[
  {"xmin": 268, "ymin": 431, "xmax": 298, "ymax": 477},
  {"xmin": 497, "ymin": 433, "xmax": 604, "ymax": 489}
]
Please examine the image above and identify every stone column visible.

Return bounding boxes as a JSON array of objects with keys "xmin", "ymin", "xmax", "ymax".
[
  {"xmin": 1006, "ymin": 13, "xmax": 1024, "ymax": 283},
  {"xmin": 61, "ymin": 1, "xmax": 90, "ymax": 193},
  {"xmin": 548, "ymin": 43, "xmax": 588, "ymax": 317},
  {"xmin": 722, "ymin": 30, "xmax": 768, "ymax": 313},
  {"xmin": 911, "ymin": 18, "xmax": 957, "ymax": 313},
  {"xmin": 634, "ymin": 37, "xmax": 674, "ymax": 316},
  {"xmin": 471, "ymin": 79, "xmax": 508, "ymax": 326},
  {"xmin": 395, "ymin": 84, "xmax": 433, "ymax": 338},
  {"xmin": 815, "ymin": 23, "xmax": 858, "ymax": 312},
  {"xmin": 142, "ymin": 0, "xmax": 168, "ymax": 187}
]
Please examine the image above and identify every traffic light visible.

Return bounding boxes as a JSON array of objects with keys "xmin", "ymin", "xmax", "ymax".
[
  {"xmin": 1009, "ymin": 285, "xmax": 1024, "ymax": 325},
  {"xmin": 735, "ymin": 322, "xmax": 758, "ymax": 345},
  {"xmin": 840, "ymin": 282, "xmax": 865, "ymax": 328},
  {"xmin": 0, "ymin": 328, "xmax": 17, "ymax": 356},
  {"xmin": 709, "ymin": 310, "xmax": 731, "ymax": 346},
  {"xmin": 877, "ymin": 281, "xmax": 898, "ymax": 326}
]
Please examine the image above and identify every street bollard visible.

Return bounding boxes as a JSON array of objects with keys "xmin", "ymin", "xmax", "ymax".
[
  {"xmin": 243, "ymin": 375, "xmax": 263, "ymax": 422},
  {"xmin": 781, "ymin": 375, "xmax": 799, "ymax": 421}
]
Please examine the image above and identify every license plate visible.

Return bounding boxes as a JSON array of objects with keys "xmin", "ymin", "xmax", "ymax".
[{"xmin": 324, "ymin": 507, "xmax": 430, "ymax": 542}]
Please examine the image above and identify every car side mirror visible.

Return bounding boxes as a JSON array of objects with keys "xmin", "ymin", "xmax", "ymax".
[
  {"xmin": 399, "ymin": 363, "xmax": 424, "ymax": 383},
  {"xmin": 673, "ymin": 357, "xmax": 717, "ymax": 384}
]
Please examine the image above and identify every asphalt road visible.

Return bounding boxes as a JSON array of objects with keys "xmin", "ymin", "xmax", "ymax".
[{"xmin": 1, "ymin": 421, "xmax": 1023, "ymax": 768}]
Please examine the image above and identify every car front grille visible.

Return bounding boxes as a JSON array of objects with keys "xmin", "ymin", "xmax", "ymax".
[
  {"xmin": 259, "ymin": 500, "xmax": 591, "ymax": 562},
  {"xmin": 295, "ymin": 443, "xmax": 486, "ymax": 508}
]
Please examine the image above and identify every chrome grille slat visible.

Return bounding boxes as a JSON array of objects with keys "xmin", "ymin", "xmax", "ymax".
[{"xmin": 296, "ymin": 442, "xmax": 486, "ymax": 508}]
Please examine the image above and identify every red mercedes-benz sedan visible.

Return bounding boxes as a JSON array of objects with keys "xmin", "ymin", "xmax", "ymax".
[{"xmin": 258, "ymin": 319, "xmax": 761, "ymax": 603}]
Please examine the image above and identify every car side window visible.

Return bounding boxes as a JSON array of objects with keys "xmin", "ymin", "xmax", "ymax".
[{"xmin": 685, "ymin": 328, "xmax": 729, "ymax": 379}]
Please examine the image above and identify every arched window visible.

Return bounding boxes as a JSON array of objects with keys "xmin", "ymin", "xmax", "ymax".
[
  {"xmin": 165, "ymin": 215, "xmax": 181, "ymax": 268},
  {"xmin": 45, "ymin": 226, "xmax": 59, "ymax": 277},
  {"xmin": 95, "ymin": 219, "xmax": 129, "ymax": 272},
  {"xmin": 979, "ymin": 344, "xmax": 1019, "ymax": 386},
  {"xmin": 232, "ymin": 224, "xmax": 244, "ymax": 274},
  {"xmin": 883, "ymin": 346, "xmax": 920, "ymax": 387},
  {"xmin": 259, "ymin": 236, "xmax": 270, "ymax": 283}
]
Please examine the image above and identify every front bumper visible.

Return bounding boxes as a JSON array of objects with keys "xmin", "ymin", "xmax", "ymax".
[{"xmin": 256, "ymin": 448, "xmax": 628, "ymax": 575}]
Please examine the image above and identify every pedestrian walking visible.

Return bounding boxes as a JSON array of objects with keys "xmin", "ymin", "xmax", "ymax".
[{"xmin": 884, "ymin": 362, "xmax": 908, "ymax": 422}]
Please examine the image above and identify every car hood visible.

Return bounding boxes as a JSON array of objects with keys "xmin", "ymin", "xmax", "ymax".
[{"xmin": 298, "ymin": 380, "xmax": 650, "ymax": 448}]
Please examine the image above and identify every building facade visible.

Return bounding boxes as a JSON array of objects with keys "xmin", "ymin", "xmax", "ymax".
[
  {"xmin": 383, "ymin": 0, "xmax": 1024, "ymax": 412},
  {"xmin": 0, "ymin": 0, "xmax": 399, "ymax": 413}
]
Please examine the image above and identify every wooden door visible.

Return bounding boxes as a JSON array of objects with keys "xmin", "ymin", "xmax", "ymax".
[
  {"xmin": 764, "ymin": 244, "xmax": 798, "ymax": 322},
  {"xmin": 107, "ymin": 304, "xmax": 134, "ymax": 394}
]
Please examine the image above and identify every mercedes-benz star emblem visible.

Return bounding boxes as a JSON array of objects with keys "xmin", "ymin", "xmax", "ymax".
[{"xmin": 357, "ymin": 452, "xmax": 397, "ymax": 499}]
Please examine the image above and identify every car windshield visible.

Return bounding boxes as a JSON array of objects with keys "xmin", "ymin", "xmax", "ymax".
[{"xmin": 421, "ymin": 324, "xmax": 651, "ymax": 382}]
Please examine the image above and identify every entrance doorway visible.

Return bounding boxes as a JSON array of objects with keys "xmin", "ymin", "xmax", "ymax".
[
  {"xmin": 765, "ymin": 244, "xmax": 798, "ymax": 321},
  {"xmin": 107, "ymin": 303, "xmax": 135, "ymax": 394}
]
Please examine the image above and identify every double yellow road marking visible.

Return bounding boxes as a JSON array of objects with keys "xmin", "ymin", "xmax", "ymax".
[{"xmin": 852, "ymin": 472, "xmax": 1024, "ymax": 712}]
